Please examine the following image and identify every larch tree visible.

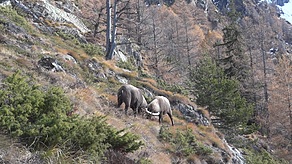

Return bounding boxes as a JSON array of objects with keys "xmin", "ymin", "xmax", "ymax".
[
  {"xmin": 77, "ymin": 0, "xmax": 106, "ymax": 38},
  {"xmin": 249, "ymin": 5, "xmax": 276, "ymax": 136},
  {"xmin": 142, "ymin": 5, "xmax": 164, "ymax": 78},
  {"xmin": 268, "ymin": 55, "xmax": 292, "ymax": 160}
]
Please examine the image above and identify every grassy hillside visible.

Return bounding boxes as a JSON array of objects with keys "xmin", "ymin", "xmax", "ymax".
[{"xmin": 0, "ymin": 1, "xmax": 288, "ymax": 164}]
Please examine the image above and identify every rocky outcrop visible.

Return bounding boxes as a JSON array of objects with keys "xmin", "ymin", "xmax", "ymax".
[
  {"xmin": 38, "ymin": 56, "xmax": 65, "ymax": 72},
  {"xmin": 211, "ymin": 0, "xmax": 246, "ymax": 14},
  {"xmin": 275, "ymin": 0, "xmax": 289, "ymax": 6},
  {"xmin": 174, "ymin": 103, "xmax": 210, "ymax": 126},
  {"xmin": 0, "ymin": 0, "xmax": 89, "ymax": 43},
  {"xmin": 40, "ymin": 0, "xmax": 90, "ymax": 33}
]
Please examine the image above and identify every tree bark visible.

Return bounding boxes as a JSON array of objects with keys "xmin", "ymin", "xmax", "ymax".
[
  {"xmin": 106, "ymin": 0, "xmax": 118, "ymax": 60},
  {"xmin": 105, "ymin": 0, "xmax": 112, "ymax": 59}
]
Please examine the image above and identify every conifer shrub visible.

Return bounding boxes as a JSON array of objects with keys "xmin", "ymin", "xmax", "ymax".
[
  {"xmin": 0, "ymin": 6, "xmax": 33, "ymax": 33},
  {"xmin": 55, "ymin": 31, "xmax": 76, "ymax": 40},
  {"xmin": 159, "ymin": 126, "xmax": 212, "ymax": 158},
  {"xmin": 157, "ymin": 79, "xmax": 188, "ymax": 95},
  {"xmin": 0, "ymin": 72, "xmax": 143, "ymax": 161},
  {"xmin": 116, "ymin": 57, "xmax": 137, "ymax": 71},
  {"xmin": 188, "ymin": 57, "xmax": 254, "ymax": 135},
  {"xmin": 244, "ymin": 148, "xmax": 289, "ymax": 164},
  {"xmin": 81, "ymin": 43, "xmax": 103, "ymax": 56}
]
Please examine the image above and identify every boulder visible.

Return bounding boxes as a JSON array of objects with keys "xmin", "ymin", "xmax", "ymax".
[{"xmin": 38, "ymin": 57, "xmax": 65, "ymax": 72}]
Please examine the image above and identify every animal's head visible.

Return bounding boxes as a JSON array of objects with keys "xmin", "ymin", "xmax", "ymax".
[
  {"xmin": 145, "ymin": 99, "xmax": 160, "ymax": 116},
  {"xmin": 141, "ymin": 96, "xmax": 147, "ymax": 108}
]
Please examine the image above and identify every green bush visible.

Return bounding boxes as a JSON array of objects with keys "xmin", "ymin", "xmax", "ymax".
[
  {"xmin": 55, "ymin": 31, "xmax": 76, "ymax": 40},
  {"xmin": 0, "ymin": 72, "xmax": 143, "ymax": 162},
  {"xmin": 244, "ymin": 148, "xmax": 288, "ymax": 164},
  {"xmin": 0, "ymin": 71, "xmax": 45, "ymax": 136},
  {"xmin": 0, "ymin": 6, "xmax": 33, "ymax": 33},
  {"xmin": 138, "ymin": 157, "xmax": 152, "ymax": 164},
  {"xmin": 117, "ymin": 57, "xmax": 137, "ymax": 71},
  {"xmin": 159, "ymin": 126, "xmax": 212, "ymax": 157},
  {"xmin": 157, "ymin": 79, "xmax": 188, "ymax": 95},
  {"xmin": 82, "ymin": 43, "xmax": 103, "ymax": 56}
]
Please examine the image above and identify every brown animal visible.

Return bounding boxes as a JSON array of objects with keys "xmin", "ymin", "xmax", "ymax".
[
  {"xmin": 145, "ymin": 96, "xmax": 174, "ymax": 126},
  {"xmin": 117, "ymin": 84, "xmax": 147, "ymax": 117}
]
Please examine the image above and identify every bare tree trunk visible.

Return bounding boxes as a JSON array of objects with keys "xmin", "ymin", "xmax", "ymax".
[
  {"xmin": 136, "ymin": 0, "xmax": 142, "ymax": 46},
  {"xmin": 106, "ymin": 0, "xmax": 118, "ymax": 60},
  {"xmin": 106, "ymin": 0, "xmax": 112, "ymax": 59},
  {"xmin": 184, "ymin": 19, "xmax": 191, "ymax": 67},
  {"xmin": 260, "ymin": 28, "xmax": 270, "ymax": 137},
  {"xmin": 150, "ymin": 12, "xmax": 159, "ymax": 77},
  {"xmin": 249, "ymin": 46, "xmax": 257, "ymax": 112}
]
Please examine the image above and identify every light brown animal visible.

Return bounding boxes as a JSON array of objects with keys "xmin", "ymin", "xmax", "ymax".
[
  {"xmin": 146, "ymin": 96, "xmax": 174, "ymax": 126},
  {"xmin": 117, "ymin": 84, "xmax": 147, "ymax": 117}
]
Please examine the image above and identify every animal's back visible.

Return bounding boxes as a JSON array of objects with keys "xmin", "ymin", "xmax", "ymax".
[
  {"xmin": 117, "ymin": 85, "xmax": 130, "ymax": 106},
  {"xmin": 156, "ymin": 96, "xmax": 171, "ymax": 113},
  {"xmin": 118, "ymin": 84, "xmax": 140, "ymax": 105}
]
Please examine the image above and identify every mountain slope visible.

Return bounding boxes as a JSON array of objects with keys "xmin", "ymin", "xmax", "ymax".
[{"xmin": 0, "ymin": 0, "xmax": 290, "ymax": 163}]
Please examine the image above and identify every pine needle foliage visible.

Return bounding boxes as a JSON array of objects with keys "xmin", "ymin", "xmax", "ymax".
[
  {"xmin": 159, "ymin": 126, "xmax": 212, "ymax": 157},
  {"xmin": 244, "ymin": 148, "xmax": 289, "ymax": 164},
  {"xmin": 188, "ymin": 57, "xmax": 254, "ymax": 134},
  {"xmin": 0, "ymin": 71, "xmax": 143, "ymax": 161}
]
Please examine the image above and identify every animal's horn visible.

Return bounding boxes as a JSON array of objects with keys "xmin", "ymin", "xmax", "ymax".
[{"xmin": 145, "ymin": 108, "xmax": 160, "ymax": 116}]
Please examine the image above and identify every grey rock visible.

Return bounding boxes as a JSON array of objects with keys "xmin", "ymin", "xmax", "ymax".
[
  {"xmin": 175, "ymin": 103, "xmax": 210, "ymax": 126},
  {"xmin": 38, "ymin": 57, "xmax": 65, "ymax": 72}
]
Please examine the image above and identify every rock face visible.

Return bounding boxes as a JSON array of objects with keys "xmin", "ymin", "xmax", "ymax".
[
  {"xmin": 174, "ymin": 103, "xmax": 210, "ymax": 126},
  {"xmin": 1, "ymin": 0, "xmax": 89, "ymax": 43},
  {"xmin": 275, "ymin": 0, "xmax": 289, "ymax": 6},
  {"xmin": 29, "ymin": 0, "xmax": 90, "ymax": 33},
  {"xmin": 211, "ymin": 0, "xmax": 246, "ymax": 14}
]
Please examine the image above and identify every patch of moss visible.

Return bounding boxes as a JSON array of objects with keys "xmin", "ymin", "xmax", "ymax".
[
  {"xmin": 116, "ymin": 58, "xmax": 137, "ymax": 71},
  {"xmin": 0, "ymin": 6, "xmax": 34, "ymax": 33},
  {"xmin": 81, "ymin": 43, "xmax": 103, "ymax": 56}
]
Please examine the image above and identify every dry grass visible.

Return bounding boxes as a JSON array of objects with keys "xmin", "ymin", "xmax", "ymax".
[
  {"xmin": 140, "ymin": 78, "xmax": 157, "ymax": 86},
  {"xmin": 101, "ymin": 60, "xmax": 138, "ymax": 79},
  {"xmin": 15, "ymin": 57, "xmax": 34, "ymax": 69},
  {"xmin": 172, "ymin": 109, "xmax": 184, "ymax": 118},
  {"xmin": 169, "ymin": 93, "xmax": 195, "ymax": 105},
  {"xmin": 192, "ymin": 124, "xmax": 226, "ymax": 149},
  {"xmin": 197, "ymin": 107, "xmax": 210, "ymax": 118},
  {"xmin": 104, "ymin": 109, "xmax": 170, "ymax": 163},
  {"xmin": 0, "ymin": 134, "xmax": 42, "ymax": 163},
  {"xmin": 0, "ymin": 45, "xmax": 19, "ymax": 60},
  {"xmin": 105, "ymin": 93, "xmax": 118, "ymax": 105},
  {"xmin": 137, "ymin": 80, "xmax": 173, "ymax": 97},
  {"xmin": 55, "ymin": 47, "xmax": 89, "ymax": 62}
]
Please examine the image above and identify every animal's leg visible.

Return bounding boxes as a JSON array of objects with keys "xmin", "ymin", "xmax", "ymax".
[
  {"xmin": 159, "ymin": 114, "xmax": 163, "ymax": 124},
  {"xmin": 133, "ymin": 107, "xmax": 138, "ymax": 117},
  {"xmin": 125, "ymin": 104, "xmax": 129, "ymax": 115},
  {"xmin": 117, "ymin": 97, "xmax": 122, "ymax": 108},
  {"xmin": 117, "ymin": 90, "xmax": 123, "ymax": 108},
  {"xmin": 138, "ymin": 107, "xmax": 141, "ymax": 114},
  {"xmin": 167, "ymin": 113, "xmax": 174, "ymax": 126}
]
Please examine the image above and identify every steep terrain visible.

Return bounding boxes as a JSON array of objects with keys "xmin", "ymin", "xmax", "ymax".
[{"xmin": 0, "ymin": 0, "xmax": 290, "ymax": 163}]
